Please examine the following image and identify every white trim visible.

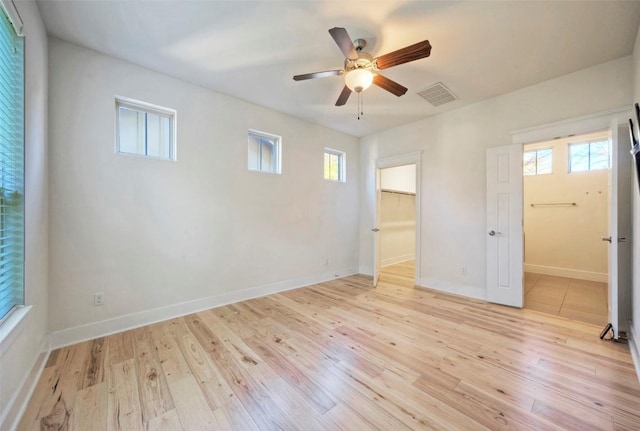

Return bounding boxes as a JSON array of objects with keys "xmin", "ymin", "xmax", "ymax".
[
  {"xmin": 324, "ymin": 147, "xmax": 346, "ymax": 182},
  {"xmin": 511, "ymin": 107, "xmax": 631, "ymax": 145},
  {"xmin": 524, "ymin": 264, "xmax": 607, "ymax": 283},
  {"xmin": 0, "ymin": 337, "xmax": 49, "ymax": 431},
  {"xmin": 48, "ymin": 267, "xmax": 357, "ymax": 350},
  {"xmin": 375, "ymin": 151, "xmax": 422, "ymax": 285},
  {"xmin": 0, "ymin": 305, "xmax": 32, "ymax": 356},
  {"xmin": 247, "ymin": 129, "xmax": 282, "ymax": 175},
  {"xmin": 381, "ymin": 255, "xmax": 415, "ymax": 267},
  {"xmin": 418, "ymin": 277, "xmax": 487, "ymax": 301},
  {"xmin": 629, "ymin": 323, "xmax": 640, "ymax": 384},
  {"xmin": 114, "ymin": 95, "xmax": 178, "ymax": 161},
  {"xmin": 0, "ymin": 0, "xmax": 23, "ymax": 35}
]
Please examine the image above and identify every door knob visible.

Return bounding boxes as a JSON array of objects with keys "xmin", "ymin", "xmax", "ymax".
[
  {"xmin": 371, "ymin": 228, "xmax": 380, "ymax": 232},
  {"xmin": 489, "ymin": 230, "xmax": 501, "ymax": 236},
  {"xmin": 601, "ymin": 236, "xmax": 612, "ymax": 243}
]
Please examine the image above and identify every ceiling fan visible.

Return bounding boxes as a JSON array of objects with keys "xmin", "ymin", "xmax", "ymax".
[{"xmin": 293, "ymin": 27, "xmax": 432, "ymax": 107}]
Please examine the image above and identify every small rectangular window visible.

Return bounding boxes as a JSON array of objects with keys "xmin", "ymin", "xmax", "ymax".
[
  {"xmin": 116, "ymin": 97, "xmax": 176, "ymax": 160},
  {"xmin": 569, "ymin": 140, "xmax": 610, "ymax": 172},
  {"xmin": 523, "ymin": 148, "xmax": 552, "ymax": 176},
  {"xmin": 248, "ymin": 130, "xmax": 281, "ymax": 174},
  {"xmin": 324, "ymin": 148, "xmax": 346, "ymax": 182}
]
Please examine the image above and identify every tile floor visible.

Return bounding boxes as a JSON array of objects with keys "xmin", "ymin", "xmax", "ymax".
[{"xmin": 524, "ymin": 272, "xmax": 608, "ymax": 326}]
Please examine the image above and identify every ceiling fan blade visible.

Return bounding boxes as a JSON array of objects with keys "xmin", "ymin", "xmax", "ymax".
[
  {"xmin": 329, "ymin": 27, "xmax": 358, "ymax": 60},
  {"xmin": 375, "ymin": 40, "xmax": 432, "ymax": 70},
  {"xmin": 373, "ymin": 74, "xmax": 408, "ymax": 97},
  {"xmin": 335, "ymin": 86, "xmax": 352, "ymax": 106},
  {"xmin": 293, "ymin": 70, "xmax": 344, "ymax": 81}
]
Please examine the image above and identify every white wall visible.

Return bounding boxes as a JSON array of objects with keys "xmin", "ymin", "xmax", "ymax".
[
  {"xmin": 380, "ymin": 192, "xmax": 415, "ymax": 266},
  {"xmin": 359, "ymin": 56, "xmax": 633, "ymax": 299},
  {"xmin": 380, "ymin": 165, "xmax": 416, "ymax": 266},
  {"xmin": 48, "ymin": 39, "xmax": 360, "ymax": 339},
  {"xmin": 381, "ymin": 165, "xmax": 416, "ymax": 194},
  {"xmin": 0, "ymin": 1, "xmax": 49, "ymax": 429},
  {"xmin": 631, "ymin": 25, "xmax": 640, "ymax": 369},
  {"xmin": 523, "ymin": 133, "xmax": 609, "ymax": 281}
]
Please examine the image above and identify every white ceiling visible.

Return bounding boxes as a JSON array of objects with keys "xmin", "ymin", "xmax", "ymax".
[{"xmin": 37, "ymin": 0, "xmax": 640, "ymax": 137}]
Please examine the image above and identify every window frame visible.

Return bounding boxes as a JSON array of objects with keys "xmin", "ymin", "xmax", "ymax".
[
  {"xmin": 324, "ymin": 147, "xmax": 346, "ymax": 183},
  {"xmin": 115, "ymin": 96, "xmax": 177, "ymax": 161},
  {"xmin": 247, "ymin": 129, "xmax": 282, "ymax": 175},
  {"xmin": 568, "ymin": 140, "xmax": 610, "ymax": 173},
  {"xmin": 522, "ymin": 147, "xmax": 552, "ymax": 176}
]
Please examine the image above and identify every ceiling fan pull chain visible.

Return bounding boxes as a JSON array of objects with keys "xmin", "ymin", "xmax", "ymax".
[{"xmin": 357, "ymin": 92, "xmax": 364, "ymax": 120}]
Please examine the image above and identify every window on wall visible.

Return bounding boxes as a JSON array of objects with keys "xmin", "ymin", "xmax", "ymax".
[
  {"xmin": 523, "ymin": 148, "xmax": 552, "ymax": 176},
  {"xmin": 324, "ymin": 148, "xmax": 346, "ymax": 182},
  {"xmin": 0, "ymin": 6, "xmax": 24, "ymax": 321},
  {"xmin": 116, "ymin": 97, "xmax": 176, "ymax": 160},
  {"xmin": 248, "ymin": 130, "xmax": 281, "ymax": 174},
  {"xmin": 569, "ymin": 140, "xmax": 610, "ymax": 172}
]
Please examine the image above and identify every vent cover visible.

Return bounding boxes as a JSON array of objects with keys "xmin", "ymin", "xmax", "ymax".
[{"xmin": 417, "ymin": 82, "xmax": 456, "ymax": 106}]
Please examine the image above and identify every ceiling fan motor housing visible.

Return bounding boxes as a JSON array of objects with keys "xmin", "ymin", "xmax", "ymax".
[{"xmin": 344, "ymin": 52, "xmax": 375, "ymax": 73}]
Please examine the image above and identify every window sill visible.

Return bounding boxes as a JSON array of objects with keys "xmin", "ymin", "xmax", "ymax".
[{"xmin": 0, "ymin": 305, "xmax": 33, "ymax": 356}]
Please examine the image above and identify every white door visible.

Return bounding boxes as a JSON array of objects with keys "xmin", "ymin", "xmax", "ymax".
[
  {"xmin": 373, "ymin": 168, "xmax": 381, "ymax": 287},
  {"xmin": 605, "ymin": 121, "xmax": 633, "ymax": 338},
  {"xmin": 486, "ymin": 144, "xmax": 524, "ymax": 307}
]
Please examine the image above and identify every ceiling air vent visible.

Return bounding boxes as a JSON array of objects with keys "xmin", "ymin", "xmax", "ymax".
[{"xmin": 417, "ymin": 82, "xmax": 456, "ymax": 107}]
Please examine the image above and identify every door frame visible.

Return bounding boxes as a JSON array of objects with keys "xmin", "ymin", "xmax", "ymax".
[
  {"xmin": 512, "ymin": 107, "xmax": 631, "ymax": 336},
  {"xmin": 374, "ymin": 151, "xmax": 423, "ymax": 286}
]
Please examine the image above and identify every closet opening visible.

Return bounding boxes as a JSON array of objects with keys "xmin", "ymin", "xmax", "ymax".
[
  {"xmin": 523, "ymin": 130, "xmax": 610, "ymax": 326},
  {"xmin": 377, "ymin": 164, "xmax": 417, "ymax": 287}
]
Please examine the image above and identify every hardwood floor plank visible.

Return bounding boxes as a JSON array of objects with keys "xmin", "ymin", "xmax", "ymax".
[
  {"xmin": 211, "ymin": 399, "xmax": 260, "ymax": 431},
  {"xmin": 144, "ymin": 409, "xmax": 182, "ymax": 431},
  {"xmin": 80, "ymin": 337, "xmax": 107, "ymax": 389},
  {"xmin": 243, "ymin": 334, "xmax": 336, "ymax": 414},
  {"xmin": 107, "ymin": 359, "xmax": 143, "ymax": 431},
  {"xmin": 168, "ymin": 316, "xmax": 235, "ymax": 409},
  {"xmin": 107, "ymin": 330, "xmax": 135, "ymax": 366},
  {"xmin": 19, "ymin": 342, "xmax": 90, "ymax": 431},
  {"xmin": 326, "ymin": 360, "xmax": 458, "ymax": 431},
  {"xmin": 147, "ymin": 322, "xmax": 192, "ymax": 384},
  {"xmin": 17, "ymin": 263, "xmax": 640, "ymax": 430},
  {"xmin": 184, "ymin": 314, "xmax": 299, "ymax": 431},
  {"xmin": 69, "ymin": 382, "xmax": 108, "ymax": 431},
  {"xmin": 169, "ymin": 376, "xmax": 219, "ymax": 430},
  {"xmin": 132, "ymin": 328, "xmax": 174, "ymax": 424}
]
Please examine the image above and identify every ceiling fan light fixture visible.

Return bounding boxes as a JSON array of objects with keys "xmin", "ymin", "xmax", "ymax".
[{"xmin": 345, "ymin": 68, "xmax": 373, "ymax": 93}]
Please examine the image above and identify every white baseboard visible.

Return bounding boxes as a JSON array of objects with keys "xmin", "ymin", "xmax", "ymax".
[
  {"xmin": 524, "ymin": 264, "xmax": 607, "ymax": 282},
  {"xmin": 48, "ymin": 267, "xmax": 358, "ymax": 350},
  {"xmin": 417, "ymin": 277, "xmax": 487, "ymax": 301},
  {"xmin": 629, "ymin": 323, "xmax": 640, "ymax": 384},
  {"xmin": 381, "ymin": 254, "xmax": 415, "ymax": 267},
  {"xmin": 1, "ymin": 337, "xmax": 49, "ymax": 431}
]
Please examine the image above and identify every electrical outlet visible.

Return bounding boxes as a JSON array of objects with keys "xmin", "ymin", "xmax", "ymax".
[
  {"xmin": 461, "ymin": 266, "xmax": 468, "ymax": 275},
  {"xmin": 94, "ymin": 292, "xmax": 104, "ymax": 306},
  {"xmin": 324, "ymin": 258, "xmax": 330, "ymax": 265}
]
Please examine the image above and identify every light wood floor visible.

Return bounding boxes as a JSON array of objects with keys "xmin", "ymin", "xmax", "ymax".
[
  {"xmin": 524, "ymin": 273, "xmax": 608, "ymax": 327},
  {"xmin": 19, "ymin": 269, "xmax": 640, "ymax": 430}
]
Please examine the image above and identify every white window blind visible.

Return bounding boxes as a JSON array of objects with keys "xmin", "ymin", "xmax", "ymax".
[{"xmin": 0, "ymin": 5, "xmax": 24, "ymax": 321}]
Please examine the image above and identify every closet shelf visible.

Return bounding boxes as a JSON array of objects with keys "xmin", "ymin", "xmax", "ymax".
[{"xmin": 530, "ymin": 202, "xmax": 576, "ymax": 207}]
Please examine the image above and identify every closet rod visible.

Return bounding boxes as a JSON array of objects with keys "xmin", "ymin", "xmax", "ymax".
[
  {"xmin": 530, "ymin": 202, "xmax": 576, "ymax": 207},
  {"xmin": 381, "ymin": 189, "xmax": 416, "ymax": 196}
]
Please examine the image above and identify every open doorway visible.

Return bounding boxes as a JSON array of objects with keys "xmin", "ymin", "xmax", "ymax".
[
  {"xmin": 378, "ymin": 164, "xmax": 417, "ymax": 287},
  {"xmin": 522, "ymin": 130, "xmax": 610, "ymax": 326}
]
